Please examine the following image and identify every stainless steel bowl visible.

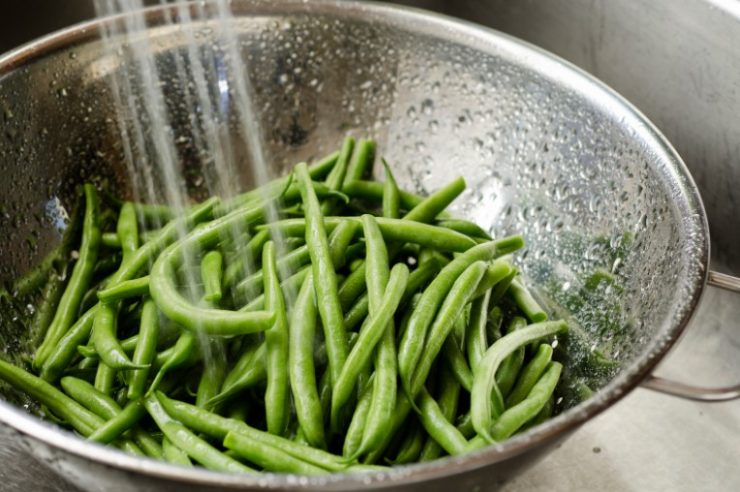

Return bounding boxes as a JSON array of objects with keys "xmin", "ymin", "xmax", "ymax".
[{"xmin": 0, "ymin": 1, "xmax": 737, "ymax": 490}]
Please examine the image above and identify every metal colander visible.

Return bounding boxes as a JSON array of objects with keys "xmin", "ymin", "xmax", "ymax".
[{"xmin": 0, "ymin": 1, "xmax": 737, "ymax": 491}]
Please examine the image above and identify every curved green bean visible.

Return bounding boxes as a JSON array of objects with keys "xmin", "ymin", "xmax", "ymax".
[
  {"xmin": 471, "ymin": 320, "xmax": 567, "ymax": 443},
  {"xmin": 148, "ymin": 200, "xmax": 274, "ymax": 336}
]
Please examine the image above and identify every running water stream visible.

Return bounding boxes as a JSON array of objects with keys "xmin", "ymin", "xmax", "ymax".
[{"xmin": 93, "ymin": 0, "xmax": 291, "ymax": 364}]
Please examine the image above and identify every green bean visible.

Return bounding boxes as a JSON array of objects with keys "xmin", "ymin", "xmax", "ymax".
[
  {"xmin": 92, "ymin": 302, "xmax": 144, "ymax": 370},
  {"xmin": 343, "ymin": 180, "xmax": 424, "ymax": 212},
  {"xmin": 465, "ymin": 291, "xmax": 490, "ymax": 372},
  {"xmin": 486, "ymin": 305, "xmax": 504, "ymax": 343},
  {"xmin": 489, "ymin": 268, "xmax": 518, "ymax": 306},
  {"xmin": 117, "ymin": 202, "xmax": 140, "ymax": 263},
  {"xmin": 524, "ymin": 395, "xmax": 554, "ymax": 430},
  {"xmin": 162, "ymin": 437, "xmax": 193, "ymax": 467},
  {"xmin": 404, "ymin": 177, "xmax": 466, "ymax": 222},
  {"xmin": 96, "ymin": 276, "xmax": 150, "ymax": 303},
  {"xmin": 206, "ymin": 341, "xmax": 266, "ymax": 408},
  {"xmin": 148, "ymin": 331, "xmax": 195, "ymax": 395},
  {"xmin": 471, "ymin": 321, "xmax": 567, "ymax": 443},
  {"xmin": 238, "ymin": 266, "xmax": 310, "ymax": 314},
  {"xmin": 61, "ymin": 376, "xmax": 122, "ymax": 418},
  {"xmin": 101, "ymin": 232, "xmax": 121, "ymax": 249},
  {"xmin": 281, "ymin": 181, "xmax": 350, "ymax": 206},
  {"xmin": 398, "ymin": 237, "xmax": 524, "ymax": 397},
  {"xmin": 264, "ymin": 217, "xmax": 476, "ymax": 253},
  {"xmin": 435, "ymin": 219, "xmax": 492, "ymax": 241},
  {"xmin": 232, "ymin": 245, "xmax": 311, "ymax": 299},
  {"xmin": 0, "ymin": 359, "xmax": 103, "ymax": 436},
  {"xmin": 30, "ymin": 272, "xmax": 67, "ymax": 347},
  {"xmin": 342, "ymin": 177, "xmax": 464, "ymax": 222},
  {"xmin": 508, "ymin": 278, "xmax": 548, "ymax": 322},
  {"xmin": 222, "ymin": 229, "xmax": 269, "ymax": 290},
  {"xmin": 343, "ymin": 138, "xmax": 375, "ymax": 187},
  {"xmin": 330, "ymin": 263, "xmax": 409, "ymax": 430},
  {"xmin": 381, "ymin": 159, "xmax": 401, "ymax": 219},
  {"xmin": 129, "ymin": 203, "xmax": 175, "ymax": 225},
  {"xmin": 456, "ymin": 412, "xmax": 475, "ymax": 439},
  {"xmin": 149, "ymin": 201, "xmax": 274, "ymax": 336},
  {"xmin": 407, "ymin": 261, "xmax": 488, "ymax": 399},
  {"xmin": 143, "ymin": 395, "xmax": 254, "ymax": 473},
  {"xmin": 262, "ymin": 241, "xmax": 290, "ymax": 436},
  {"xmin": 133, "ymin": 431, "xmax": 164, "ymax": 459},
  {"xmin": 201, "ymin": 250, "xmax": 224, "ymax": 303},
  {"xmin": 506, "ymin": 344, "xmax": 554, "ymax": 407},
  {"xmin": 443, "ymin": 334, "xmax": 473, "ymax": 392},
  {"xmin": 321, "ymin": 136, "xmax": 355, "ymax": 215},
  {"xmin": 119, "ymin": 440, "xmax": 146, "ymax": 456},
  {"xmin": 196, "ymin": 340, "xmax": 227, "ymax": 408},
  {"xmin": 328, "ymin": 221, "xmax": 359, "ymax": 269},
  {"xmin": 295, "ymin": 162, "xmax": 348, "ymax": 388},
  {"xmin": 356, "ymin": 215, "xmax": 397, "ymax": 457},
  {"xmin": 224, "ymin": 431, "xmax": 327, "ymax": 475},
  {"xmin": 417, "ymin": 388, "xmax": 468, "ymax": 455},
  {"xmin": 473, "ymin": 260, "xmax": 514, "ymax": 299},
  {"xmin": 419, "ymin": 366, "xmax": 461, "ymax": 461},
  {"xmin": 94, "ymin": 362, "xmax": 116, "ymax": 396},
  {"xmin": 127, "ymin": 298, "xmax": 159, "ymax": 399},
  {"xmin": 111, "ymin": 198, "xmax": 219, "ymax": 287},
  {"xmin": 213, "ymin": 150, "xmax": 340, "ymax": 217},
  {"xmin": 495, "ymin": 317, "xmax": 528, "ymax": 397},
  {"xmin": 343, "ymin": 378, "xmax": 374, "ymax": 458},
  {"xmin": 391, "ymin": 420, "xmax": 425, "ymax": 464},
  {"xmin": 157, "ymin": 393, "xmax": 354, "ymax": 472},
  {"xmin": 40, "ymin": 305, "xmax": 98, "ymax": 382},
  {"xmin": 63, "ymin": 376, "xmax": 159, "ymax": 455},
  {"xmin": 490, "ymin": 362, "xmax": 562, "ymax": 440},
  {"xmin": 289, "ymin": 272, "xmax": 325, "ymax": 448},
  {"xmin": 338, "ymin": 265, "xmax": 368, "ymax": 312},
  {"xmin": 35, "ymin": 185, "xmax": 102, "ymax": 367},
  {"xmin": 88, "ymin": 400, "xmax": 146, "ymax": 444}
]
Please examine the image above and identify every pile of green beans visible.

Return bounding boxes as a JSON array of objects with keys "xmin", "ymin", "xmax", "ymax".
[{"xmin": 0, "ymin": 137, "xmax": 567, "ymax": 474}]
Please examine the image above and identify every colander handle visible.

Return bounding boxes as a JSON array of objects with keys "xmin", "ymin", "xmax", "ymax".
[{"xmin": 640, "ymin": 271, "xmax": 740, "ymax": 402}]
